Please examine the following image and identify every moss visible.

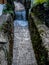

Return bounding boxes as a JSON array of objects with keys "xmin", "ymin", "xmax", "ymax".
[
  {"xmin": 39, "ymin": 29, "xmax": 45, "ymax": 34},
  {"xmin": 0, "ymin": 26, "xmax": 3, "ymax": 31},
  {"xmin": 28, "ymin": 15, "xmax": 48, "ymax": 65},
  {"xmin": 3, "ymin": 3, "xmax": 14, "ymax": 18},
  {"xmin": 36, "ymin": 20, "xmax": 42, "ymax": 25},
  {"xmin": 31, "ymin": 3, "xmax": 45, "ymax": 22}
]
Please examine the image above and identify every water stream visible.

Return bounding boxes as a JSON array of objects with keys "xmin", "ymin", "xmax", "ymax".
[
  {"xmin": 14, "ymin": 9, "xmax": 28, "ymax": 27},
  {"xmin": 12, "ymin": 2, "xmax": 37, "ymax": 65},
  {"xmin": 14, "ymin": 0, "xmax": 29, "ymax": 27}
]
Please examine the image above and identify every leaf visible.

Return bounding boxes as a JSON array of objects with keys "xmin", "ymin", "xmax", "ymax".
[{"xmin": 33, "ymin": 0, "xmax": 47, "ymax": 4}]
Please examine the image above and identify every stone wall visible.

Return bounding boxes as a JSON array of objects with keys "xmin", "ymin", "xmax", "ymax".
[
  {"xmin": 30, "ymin": 13, "xmax": 49, "ymax": 62},
  {"xmin": 0, "ymin": 14, "xmax": 13, "ymax": 65}
]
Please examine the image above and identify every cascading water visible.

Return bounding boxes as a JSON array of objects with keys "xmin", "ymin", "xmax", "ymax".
[
  {"xmin": 12, "ymin": 2, "xmax": 37, "ymax": 65},
  {"xmin": 14, "ymin": 2, "xmax": 28, "ymax": 27},
  {"xmin": 14, "ymin": 10, "xmax": 28, "ymax": 27}
]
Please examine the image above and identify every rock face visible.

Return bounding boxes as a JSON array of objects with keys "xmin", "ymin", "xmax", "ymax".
[
  {"xmin": 0, "ymin": 14, "xmax": 13, "ymax": 51},
  {"xmin": 0, "ymin": 14, "xmax": 13, "ymax": 65},
  {"xmin": 0, "ymin": 14, "xmax": 11, "ymax": 26},
  {"xmin": 14, "ymin": 1, "xmax": 25, "ymax": 11},
  {"xmin": 38, "ymin": 25, "xmax": 49, "ymax": 60},
  {"xmin": 0, "ymin": 49, "xmax": 7, "ymax": 65},
  {"xmin": 0, "ymin": 4, "xmax": 4, "ymax": 16},
  {"xmin": 31, "ymin": 14, "xmax": 49, "ymax": 61},
  {"xmin": 0, "ymin": 32, "xmax": 8, "ymax": 65}
]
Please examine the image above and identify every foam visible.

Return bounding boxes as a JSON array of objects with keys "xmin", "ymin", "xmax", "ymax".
[{"xmin": 14, "ymin": 20, "xmax": 28, "ymax": 27}]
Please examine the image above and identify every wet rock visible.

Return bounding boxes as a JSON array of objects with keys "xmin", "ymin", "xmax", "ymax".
[
  {"xmin": 14, "ymin": 1, "xmax": 25, "ymax": 11},
  {"xmin": 32, "ymin": 14, "xmax": 49, "ymax": 60},
  {"xmin": 12, "ymin": 21, "xmax": 37, "ymax": 65}
]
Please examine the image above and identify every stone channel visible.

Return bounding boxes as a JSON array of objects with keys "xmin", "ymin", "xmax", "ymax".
[{"xmin": 12, "ymin": 1, "xmax": 37, "ymax": 65}]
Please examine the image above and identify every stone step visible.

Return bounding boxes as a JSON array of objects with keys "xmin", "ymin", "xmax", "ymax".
[{"xmin": 14, "ymin": 20, "xmax": 28, "ymax": 27}]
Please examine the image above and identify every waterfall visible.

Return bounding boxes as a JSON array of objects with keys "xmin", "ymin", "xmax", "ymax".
[
  {"xmin": 12, "ymin": 1, "xmax": 37, "ymax": 65},
  {"xmin": 14, "ymin": 1, "xmax": 28, "ymax": 27}
]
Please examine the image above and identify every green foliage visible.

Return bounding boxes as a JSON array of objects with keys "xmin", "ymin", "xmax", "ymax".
[
  {"xmin": 47, "ymin": 0, "xmax": 49, "ymax": 6},
  {"xmin": 3, "ymin": 9, "xmax": 13, "ymax": 14},
  {"xmin": 3, "ymin": 3, "xmax": 13, "ymax": 14},
  {"xmin": 6, "ymin": 3, "xmax": 13, "ymax": 10},
  {"xmin": 31, "ymin": 4, "xmax": 45, "ymax": 22},
  {"xmin": 33, "ymin": 0, "xmax": 47, "ymax": 5}
]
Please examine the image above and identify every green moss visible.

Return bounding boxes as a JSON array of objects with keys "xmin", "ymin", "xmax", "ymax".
[
  {"xmin": 33, "ymin": 0, "xmax": 47, "ymax": 5},
  {"xmin": 31, "ymin": 3, "xmax": 45, "ymax": 22},
  {"xmin": 28, "ymin": 15, "xmax": 48, "ymax": 65},
  {"xmin": 3, "ymin": 3, "xmax": 14, "ymax": 14},
  {"xmin": 0, "ymin": 22, "xmax": 6, "ymax": 31},
  {"xmin": 39, "ymin": 29, "xmax": 45, "ymax": 34},
  {"xmin": 3, "ymin": 9, "xmax": 13, "ymax": 14},
  {"xmin": 36, "ymin": 20, "xmax": 42, "ymax": 25}
]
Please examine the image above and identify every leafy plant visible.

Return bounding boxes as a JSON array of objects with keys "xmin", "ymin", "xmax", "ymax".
[
  {"xmin": 33, "ymin": 0, "xmax": 47, "ymax": 5},
  {"xmin": 6, "ymin": 3, "xmax": 13, "ymax": 10},
  {"xmin": 3, "ymin": 3, "xmax": 14, "ymax": 14},
  {"xmin": 47, "ymin": 0, "xmax": 49, "ymax": 6},
  {"xmin": 3, "ymin": 9, "xmax": 13, "ymax": 14}
]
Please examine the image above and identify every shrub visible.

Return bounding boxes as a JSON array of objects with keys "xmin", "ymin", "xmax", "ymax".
[
  {"xmin": 33, "ymin": 0, "xmax": 47, "ymax": 5},
  {"xmin": 46, "ymin": 0, "xmax": 49, "ymax": 6},
  {"xmin": 3, "ymin": 3, "xmax": 14, "ymax": 14}
]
